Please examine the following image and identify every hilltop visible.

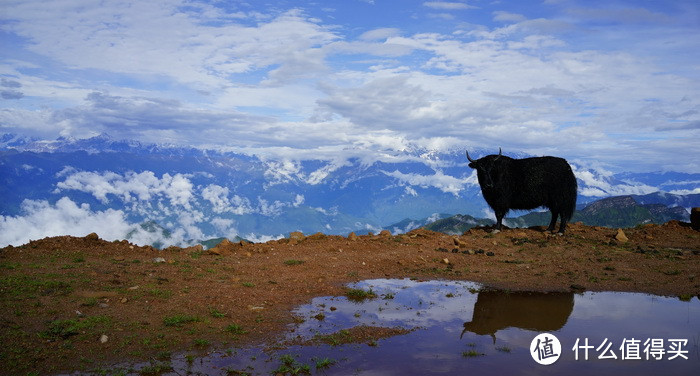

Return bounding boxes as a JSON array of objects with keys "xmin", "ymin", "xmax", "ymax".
[{"xmin": 1, "ymin": 221, "xmax": 699, "ymax": 374}]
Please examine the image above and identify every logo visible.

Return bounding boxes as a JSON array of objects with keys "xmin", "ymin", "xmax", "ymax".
[{"xmin": 531, "ymin": 333, "xmax": 561, "ymax": 365}]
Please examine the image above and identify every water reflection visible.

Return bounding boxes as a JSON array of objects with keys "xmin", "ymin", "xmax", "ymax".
[
  {"xmin": 112, "ymin": 279, "xmax": 699, "ymax": 375},
  {"xmin": 461, "ymin": 291, "xmax": 574, "ymax": 342}
]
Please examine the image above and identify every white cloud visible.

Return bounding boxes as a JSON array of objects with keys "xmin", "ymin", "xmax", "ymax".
[
  {"xmin": 56, "ymin": 169, "xmax": 195, "ymax": 209},
  {"xmin": 0, "ymin": 197, "xmax": 196, "ymax": 247},
  {"xmin": 423, "ymin": 2, "xmax": 476, "ymax": 10},
  {"xmin": 382, "ymin": 169, "xmax": 469, "ymax": 196}
]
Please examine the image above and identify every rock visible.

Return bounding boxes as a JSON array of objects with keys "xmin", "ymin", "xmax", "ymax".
[
  {"xmin": 691, "ymin": 207, "xmax": 700, "ymax": 231},
  {"xmin": 208, "ymin": 239, "xmax": 237, "ymax": 255},
  {"xmin": 85, "ymin": 232, "xmax": 100, "ymax": 241},
  {"xmin": 486, "ymin": 251, "xmax": 495, "ymax": 256},
  {"xmin": 453, "ymin": 237, "xmax": 466, "ymax": 248},
  {"xmin": 99, "ymin": 334, "xmax": 108, "ymax": 344},
  {"xmin": 615, "ymin": 229, "xmax": 629, "ymax": 243},
  {"xmin": 153, "ymin": 257, "xmax": 166, "ymax": 263},
  {"xmin": 379, "ymin": 230, "xmax": 392, "ymax": 237},
  {"xmin": 347, "ymin": 232, "xmax": 359, "ymax": 241},
  {"xmin": 442, "ymin": 258, "xmax": 450, "ymax": 265},
  {"xmin": 308, "ymin": 232, "xmax": 327, "ymax": 240},
  {"xmin": 290, "ymin": 231, "xmax": 305, "ymax": 241}
]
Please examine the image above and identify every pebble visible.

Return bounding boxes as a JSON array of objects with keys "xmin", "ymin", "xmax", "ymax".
[
  {"xmin": 99, "ymin": 334, "xmax": 108, "ymax": 344},
  {"xmin": 153, "ymin": 257, "xmax": 166, "ymax": 263}
]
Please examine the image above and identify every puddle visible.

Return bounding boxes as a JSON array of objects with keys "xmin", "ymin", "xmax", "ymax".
[{"xmin": 106, "ymin": 279, "xmax": 699, "ymax": 375}]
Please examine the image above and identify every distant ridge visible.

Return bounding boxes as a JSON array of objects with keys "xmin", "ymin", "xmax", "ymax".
[{"xmin": 418, "ymin": 195, "xmax": 692, "ymax": 235}]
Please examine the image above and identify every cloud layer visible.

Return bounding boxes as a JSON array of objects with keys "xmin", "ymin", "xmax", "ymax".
[{"xmin": 1, "ymin": 0, "xmax": 699, "ymax": 172}]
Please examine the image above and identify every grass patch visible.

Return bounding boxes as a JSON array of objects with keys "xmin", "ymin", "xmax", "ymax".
[
  {"xmin": 209, "ymin": 308, "xmax": 226, "ymax": 318},
  {"xmin": 314, "ymin": 357, "xmax": 336, "ymax": 370},
  {"xmin": 283, "ymin": 259, "xmax": 305, "ymax": 266},
  {"xmin": 346, "ymin": 288, "xmax": 377, "ymax": 302},
  {"xmin": 162, "ymin": 314, "xmax": 200, "ymax": 327},
  {"xmin": 138, "ymin": 362, "xmax": 174, "ymax": 376},
  {"xmin": 241, "ymin": 282, "xmax": 255, "ymax": 287},
  {"xmin": 462, "ymin": 350, "xmax": 485, "ymax": 357},
  {"xmin": 273, "ymin": 354, "xmax": 311, "ymax": 375},
  {"xmin": 496, "ymin": 345, "xmax": 512, "ymax": 353},
  {"xmin": 39, "ymin": 316, "xmax": 111, "ymax": 340},
  {"xmin": 225, "ymin": 324, "xmax": 246, "ymax": 335}
]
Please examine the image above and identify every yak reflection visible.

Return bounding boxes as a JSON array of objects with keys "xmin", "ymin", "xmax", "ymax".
[{"xmin": 462, "ymin": 291, "xmax": 574, "ymax": 342}]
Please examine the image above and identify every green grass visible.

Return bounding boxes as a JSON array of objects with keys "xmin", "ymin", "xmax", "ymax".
[
  {"xmin": 462, "ymin": 350, "xmax": 485, "ymax": 357},
  {"xmin": 209, "ymin": 308, "xmax": 226, "ymax": 318},
  {"xmin": 283, "ymin": 259, "xmax": 305, "ymax": 266},
  {"xmin": 273, "ymin": 354, "xmax": 311, "ymax": 375},
  {"xmin": 225, "ymin": 324, "xmax": 246, "ymax": 335},
  {"xmin": 346, "ymin": 288, "xmax": 377, "ymax": 301},
  {"xmin": 162, "ymin": 314, "xmax": 201, "ymax": 327},
  {"xmin": 314, "ymin": 357, "xmax": 336, "ymax": 370},
  {"xmin": 39, "ymin": 316, "xmax": 111, "ymax": 340}
]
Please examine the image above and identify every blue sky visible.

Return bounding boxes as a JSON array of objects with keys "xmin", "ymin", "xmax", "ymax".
[{"xmin": 1, "ymin": 0, "xmax": 699, "ymax": 172}]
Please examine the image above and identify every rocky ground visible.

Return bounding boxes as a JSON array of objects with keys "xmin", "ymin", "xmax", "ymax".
[{"xmin": 1, "ymin": 221, "xmax": 699, "ymax": 375}]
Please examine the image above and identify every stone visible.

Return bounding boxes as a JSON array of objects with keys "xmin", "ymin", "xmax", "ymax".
[
  {"xmin": 290, "ymin": 231, "xmax": 305, "ymax": 241},
  {"xmin": 99, "ymin": 334, "xmax": 108, "ymax": 344},
  {"xmin": 691, "ymin": 207, "xmax": 700, "ymax": 231},
  {"xmin": 442, "ymin": 258, "xmax": 450, "ymax": 265},
  {"xmin": 379, "ymin": 230, "xmax": 392, "ymax": 237},
  {"xmin": 153, "ymin": 257, "xmax": 166, "ymax": 263},
  {"xmin": 453, "ymin": 237, "xmax": 466, "ymax": 248},
  {"xmin": 347, "ymin": 232, "xmax": 359, "ymax": 241},
  {"xmin": 615, "ymin": 229, "xmax": 629, "ymax": 243},
  {"xmin": 183, "ymin": 244, "xmax": 204, "ymax": 253},
  {"xmin": 208, "ymin": 239, "xmax": 236, "ymax": 255},
  {"xmin": 85, "ymin": 232, "xmax": 100, "ymax": 241}
]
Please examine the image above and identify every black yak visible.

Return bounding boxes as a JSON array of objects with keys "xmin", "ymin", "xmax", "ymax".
[{"xmin": 466, "ymin": 148, "xmax": 577, "ymax": 234}]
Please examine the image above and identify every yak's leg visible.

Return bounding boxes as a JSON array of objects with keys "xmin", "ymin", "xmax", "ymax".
[
  {"xmin": 546, "ymin": 210, "xmax": 559, "ymax": 233},
  {"xmin": 557, "ymin": 214, "xmax": 569, "ymax": 235},
  {"xmin": 493, "ymin": 209, "xmax": 506, "ymax": 233}
]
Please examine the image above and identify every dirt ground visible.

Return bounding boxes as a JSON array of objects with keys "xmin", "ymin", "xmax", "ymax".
[{"xmin": 1, "ymin": 221, "xmax": 699, "ymax": 375}]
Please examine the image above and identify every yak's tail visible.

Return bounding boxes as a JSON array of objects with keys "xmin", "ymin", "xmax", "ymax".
[{"xmin": 561, "ymin": 170, "xmax": 578, "ymax": 221}]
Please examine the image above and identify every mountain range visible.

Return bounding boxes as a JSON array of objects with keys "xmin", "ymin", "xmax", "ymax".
[{"xmin": 1, "ymin": 133, "xmax": 698, "ymax": 247}]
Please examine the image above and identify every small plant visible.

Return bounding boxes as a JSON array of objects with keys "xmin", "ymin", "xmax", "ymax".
[
  {"xmin": 193, "ymin": 338, "xmax": 210, "ymax": 347},
  {"xmin": 462, "ymin": 350, "xmax": 485, "ymax": 357},
  {"xmin": 162, "ymin": 314, "xmax": 200, "ymax": 327},
  {"xmin": 139, "ymin": 361, "xmax": 173, "ymax": 375},
  {"xmin": 241, "ymin": 282, "xmax": 255, "ymax": 287},
  {"xmin": 346, "ymin": 288, "xmax": 377, "ymax": 301},
  {"xmin": 496, "ymin": 345, "xmax": 512, "ymax": 353},
  {"xmin": 284, "ymin": 259, "xmax": 305, "ymax": 266},
  {"xmin": 383, "ymin": 293, "xmax": 395, "ymax": 300},
  {"xmin": 225, "ymin": 324, "xmax": 246, "ymax": 335},
  {"xmin": 209, "ymin": 308, "xmax": 226, "ymax": 318},
  {"xmin": 313, "ymin": 357, "xmax": 336, "ymax": 370},
  {"xmin": 274, "ymin": 354, "xmax": 311, "ymax": 375}
]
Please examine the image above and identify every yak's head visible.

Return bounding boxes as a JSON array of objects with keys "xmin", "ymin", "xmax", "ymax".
[{"xmin": 466, "ymin": 148, "xmax": 507, "ymax": 189}]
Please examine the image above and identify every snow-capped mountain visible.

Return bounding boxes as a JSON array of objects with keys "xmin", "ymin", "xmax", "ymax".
[{"xmin": 1, "ymin": 133, "xmax": 698, "ymax": 247}]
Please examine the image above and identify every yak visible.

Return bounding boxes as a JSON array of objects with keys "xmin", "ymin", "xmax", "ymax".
[{"xmin": 466, "ymin": 148, "xmax": 577, "ymax": 234}]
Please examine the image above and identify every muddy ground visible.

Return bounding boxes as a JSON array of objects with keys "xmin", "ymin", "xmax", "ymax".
[{"xmin": 1, "ymin": 221, "xmax": 699, "ymax": 375}]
